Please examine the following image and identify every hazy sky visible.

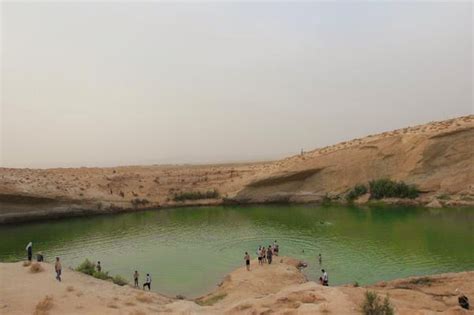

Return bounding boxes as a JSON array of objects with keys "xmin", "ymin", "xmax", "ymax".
[{"xmin": 1, "ymin": 2, "xmax": 472, "ymax": 168}]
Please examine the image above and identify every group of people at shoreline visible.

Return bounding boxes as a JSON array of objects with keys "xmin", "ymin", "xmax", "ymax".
[
  {"xmin": 25, "ymin": 241, "xmax": 153, "ymax": 290},
  {"xmin": 26, "ymin": 240, "xmax": 329, "ymax": 290},
  {"xmin": 243, "ymin": 240, "xmax": 329, "ymax": 286}
]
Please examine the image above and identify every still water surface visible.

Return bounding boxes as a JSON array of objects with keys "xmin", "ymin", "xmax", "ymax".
[{"xmin": 1, "ymin": 204, "xmax": 473, "ymax": 297}]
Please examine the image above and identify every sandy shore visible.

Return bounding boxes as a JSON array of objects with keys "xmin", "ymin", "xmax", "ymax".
[{"xmin": 1, "ymin": 257, "xmax": 472, "ymax": 314}]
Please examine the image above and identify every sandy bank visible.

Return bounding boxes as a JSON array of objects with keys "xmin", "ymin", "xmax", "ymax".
[{"xmin": 1, "ymin": 257, "xmax": 472, "ymax": 314}]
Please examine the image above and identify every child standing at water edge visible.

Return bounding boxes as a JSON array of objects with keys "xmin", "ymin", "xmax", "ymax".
[
  {"xmin": 143, "ymin": 273, "xmax": 151, "ymax": 290},
  {"xmin": 261, "ymin": 247, "xmax": 266, "ymax": 264},
  {"xmin": 257, "ymin": 246, "xmax": 262, "ymax": 265},
  {"xmin": 320, "ymin": 269, "xmax": 328, "ymax": 286},
  {"xmin": 244, "ymin": 252, "xmax": 251, "ymax": 271},
  {"xmin": 134, "ymin": 271, "xmax": 139, "ymax": 288},
  {"xmin": 55, "ymin": 257, "xmax": 62, "ymax": 282},
  {"xmin": 97, "ymin": 261, "xmax": 101, "ymax": 272},
  {"xmin": 273, "ymin": 240, "xmax": 279, "ymax": 256},
  {"xmin": 26, "ymin": 242, "xmax": 32, "ymax": 261}
]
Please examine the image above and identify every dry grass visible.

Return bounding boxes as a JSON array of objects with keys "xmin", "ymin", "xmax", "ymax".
[
  {"xmin": 233, "ymin": 303, "xmax": 252, "ymax": 311},
  {"xmin": 33, "ymin": 295, "xmax": 54, "ymax": 315},
  {"xmin": 320, "ymin": 303, "xmax": 331, "ymax": 313},
  {"xmin": 195, "ymin": 293, "xmax": 227, "ymax": 306},
  {"xmin": 124, "ymin": 300, "xmax": 136, "ymax": 306},
  {"xmin": 107, "ymin": 302, "xmax": 119, "ymax": 309},
  {"xmin": 66, "ymin": 285, "xmax": 75, "ymax": 292},
  {"xmin": 30, "ymin": 262, "xmax": 44, "ymax": 273},
  {"xmin": 135, "ymin": 293, "xmax": 153, "ymax": 303}
]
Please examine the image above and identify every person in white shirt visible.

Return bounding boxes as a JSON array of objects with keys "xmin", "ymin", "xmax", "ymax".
[
  {"xmin": 320, "ymin": 269, "xmax": 329, "ymax": 286},
  {"xmin": 273, "ymin": 240, "xmax": 279, "ymax": 256},
  {"xmin": 143, "ymin": 273, "xmax": 152, "ymax": 290}
]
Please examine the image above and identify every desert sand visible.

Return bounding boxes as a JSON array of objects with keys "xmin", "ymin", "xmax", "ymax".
[
  {"xmin": 1, "ymin": 257, "xmax": 472, "ymax": 315},
  {"xmin": 1, "ymin": 115, "xmax": 473, "ymax": 224}
]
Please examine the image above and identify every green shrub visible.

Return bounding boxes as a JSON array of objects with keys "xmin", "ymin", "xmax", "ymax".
[
  {"xmin": 76, "ymin": 259, "xmax": 128, "ymax": 287},
  {"xmin": 93, "ymin": 270, "xmax": 111, "ymax": 280},
  {"xmin": 76, "ymin": 259, "xmax": 96, "ymax": 275},
  {"xmin": 112, "ymin": 275, "xmax": 128, "ymax": 286},
  {"xmin": 131, "ymin": 198, "xmax": 150, "ymax": 206},
  {"xmin": 173, "ymin": 189, "xmax": 220, "ymax": 202},
  {"xmin": 347, "ymin": 184, "xmax": 368, "ymax": 201},
  {"xmin": 369, "ymin": 179, "xmax": 419, "ymax": 199},
  {"xmin": 361, "ymin": 291, "xmax": 394, "ymax": 315}
]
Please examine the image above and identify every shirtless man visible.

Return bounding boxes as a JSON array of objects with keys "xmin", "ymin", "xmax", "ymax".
[
  {"xmin": 244, "ymin": 252, "xmax": 251, "ymax": 271},
  {"xmin": 55, "ymin": 257, "xmax": 62, "ymax": 282}
]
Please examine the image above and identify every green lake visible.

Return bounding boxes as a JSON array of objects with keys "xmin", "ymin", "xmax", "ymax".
[{"xmin": 1, "ymin": 204, "xmax": 473, "ymax": 297}]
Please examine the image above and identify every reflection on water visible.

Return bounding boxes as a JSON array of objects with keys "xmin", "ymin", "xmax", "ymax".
[{"xmin": 0, "ymin": 204, "xmax": 473, "ymax": 297}]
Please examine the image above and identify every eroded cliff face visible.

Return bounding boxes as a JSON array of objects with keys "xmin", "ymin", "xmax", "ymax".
[{"xmin": 234, "ymin": 116, "xmax": 474, "ymax": 204}]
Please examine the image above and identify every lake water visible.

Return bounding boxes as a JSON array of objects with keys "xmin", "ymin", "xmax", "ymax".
[{"xmin": 1, "ymin": 204, "xmax": 473, "ymax": 297}]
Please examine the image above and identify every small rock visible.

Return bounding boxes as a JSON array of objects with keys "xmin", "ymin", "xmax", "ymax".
[{"xmin": 427, "ymin": 199, "xmax": 442, "ymax": 208}]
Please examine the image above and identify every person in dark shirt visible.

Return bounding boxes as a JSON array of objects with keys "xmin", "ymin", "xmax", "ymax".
[{"xmin": 266, "ymin": 246, "xmax": 273, "ymax": 264}]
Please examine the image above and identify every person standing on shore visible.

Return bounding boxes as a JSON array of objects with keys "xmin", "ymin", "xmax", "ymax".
[
  {"xmin": 97, "ymin": 261, "xmax": 101, "ymax": 272},
  {"xmin": 143, "ymin": 273, "xmax": 151, "ymax": 290},
  {"xmin": 133, "ymin": 271, "xmax": 139, "ymax": 288},
  {"xmin": 261, "ymin": 247, "xmax": 267, "ymax": 264},
  {"xmin": 266, "ymin": 246, "xmax": 273, "ymax": 264},
  {"xmin": 55, "ymin": 257, "xmax": 62, "ymax": 282},
  {"xmin": 244, "ymin": 252, "xmax": 251, "ymax": 271},
  {"xmin": 26, "ymin": 242, "xmax": 33, "ymax": 261},
  {"xmin": 257, "ymin": 246, "xmax": 262, "ymax": 265},
  {"xmin": 320, "ymin": 269, "xmax": 328, "ymax": 286},
  {"xmin": 318, "ymin": 253, "xmax": 322, "ymax": 265},
  {"xmin": 273, "ymin": 240, "xmax": 279, "ymax": 256}
]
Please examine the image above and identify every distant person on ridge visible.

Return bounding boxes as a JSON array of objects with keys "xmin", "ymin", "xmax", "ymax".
[
  {"xmin": 133, "ymin": 271, "xmax": 139, "ymax": 288},
  {"xmin": 244, "ymin": 252, "xmax": 251, "ymax": 271},
  {"xmin": 26, "ymin": 242, "xmax": 33, "ymax": 261},
  {"xmin": 266, "ymin": 246, "xmax": 273, "ymax": 264},
  {"xmin": 55, "ymin": 257, "xmax": 62, "ymax": 282},
  {"xmin": 143, "ymin": 273, "xmax": 151, "ymax": 290}
]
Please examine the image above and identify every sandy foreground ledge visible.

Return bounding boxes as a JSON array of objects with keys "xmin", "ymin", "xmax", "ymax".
[{"xmin": 0, "ymin": 257, "xmax": 472, "ymax": 315}]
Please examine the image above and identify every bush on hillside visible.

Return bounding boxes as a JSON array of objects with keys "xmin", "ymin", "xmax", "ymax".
[
  {"xmin": 173, "ymin": 189, "xmax": 220, "ymax": 202},
  {"xmin": 93, "ymin": 270, "xmax": 111, "ymax": 280},
  {"xmin": 346, "ymin": 184, "xmax": 368, "ymax": 201},
  {"xmin": 131, "ymin": 198, "xmax": 150, "ymax": 206},
  {"xmin": 76, "ymin": 259, "xmax": 96, "ymax": 275},
  {"xmin": 369, "ymin": 179, "xmax": 419, "ymax": 199},
  {"xmin": 112, "ymin": 275, "xmax": 128, "ymax": 286},
  {"xmin": 76, "ymin": 259, "xmax": 128, "ymax": 286},
  {"xmin": 361, "ymin": 291, "xmax": 394, "ymax": 315}
]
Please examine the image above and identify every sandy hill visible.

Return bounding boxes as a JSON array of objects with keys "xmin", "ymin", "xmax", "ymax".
[
  {"xmin": 234, "ymin": 115, "xmax": 474, "ymax": 205},
  {"xmin": 0, "ymin": 115, "xmax": 473, "ymax": 223},
  {"xmin": 1, "ymin": 258, "xmax": 472, "ymax": 314}
]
